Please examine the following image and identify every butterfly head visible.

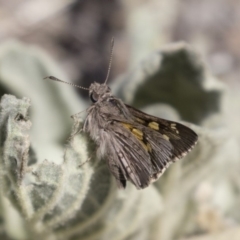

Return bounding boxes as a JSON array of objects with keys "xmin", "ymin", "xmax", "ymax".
[{"xmin": 89, "ymin": 82, "xmax": 112, "ymax": 103}]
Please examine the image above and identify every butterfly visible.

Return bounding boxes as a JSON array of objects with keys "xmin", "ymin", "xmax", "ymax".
[{"xmin": 45, "ymin": 39, "xmax": 198, "ymax": 189}]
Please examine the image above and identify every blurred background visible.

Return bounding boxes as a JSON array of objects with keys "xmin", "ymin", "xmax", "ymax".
[
  {"xmin": 0, "ymin": 1, "xmax": 240, "ymax": 240},
  {"xmin": 1, "ymin": 0, "xmax": 239, "ymax": 93}
]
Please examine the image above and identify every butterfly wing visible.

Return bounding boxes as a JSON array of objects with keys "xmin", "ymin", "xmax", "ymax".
[
  {"xmin": 104, "ymin": 119, "xmax": 174, "ymax": 189},
  {"xmin": 88, "ymin": 99, "xmax": 197, "ymax": 189},
  {"xmin": 104, "ymin": 122, "xmax": 154, "ymax": 189},
  {"xmin": 125, "ymin": 104, "xmax": 198, "ymax": 181},
  {"xmin": 105, "ymin": 154, "xmax": 127, "ymax": 189}
]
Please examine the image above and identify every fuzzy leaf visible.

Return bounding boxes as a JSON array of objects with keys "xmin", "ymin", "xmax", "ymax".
[
  {"xmin": 113, "ymin": 42, "xmax": 223, "ymax": 124},
  {"xmin": 0, "ymin": 40, "xmax": 239, "ymax": 240}
]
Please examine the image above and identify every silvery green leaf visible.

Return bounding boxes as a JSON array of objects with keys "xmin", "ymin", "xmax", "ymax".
[
  {"xmin": 0, "ymin": 40, "xmax": 85, "ymax": 163},
  {"xmin": 0, "ymin": 39, "xmax": 239, "ymax": 240},
  {"xmin": 113, "ymin": 42, "xmax": 223, "ymax": 124},
  {"xmin": 0, "ymin": 94, "xmax": 93, "ymax": 239}
]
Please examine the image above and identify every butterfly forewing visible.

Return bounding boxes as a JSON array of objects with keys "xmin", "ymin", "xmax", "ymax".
[
  {"xmin": 108, "ymin": 111, "xmax": 196, "ymax": 188},
  {"xmin": 126, "ymin": 104, "xmax": 198, "ymax": 157}
]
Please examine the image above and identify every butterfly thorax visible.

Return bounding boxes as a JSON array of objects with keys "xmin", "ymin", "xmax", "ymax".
[{"xmin": 83, "ymin": 82, "xmax": 133, "ymax": 149}]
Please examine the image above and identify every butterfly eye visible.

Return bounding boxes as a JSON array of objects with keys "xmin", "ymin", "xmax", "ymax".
[{"xmin": 90, "ymin": 91, "xmax": 99, "ymax": 103}]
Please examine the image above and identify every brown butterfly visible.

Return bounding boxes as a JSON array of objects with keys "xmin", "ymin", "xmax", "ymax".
[{"xmin": 45, "ymin": 39, "xmax": 198, "ymax": 189}]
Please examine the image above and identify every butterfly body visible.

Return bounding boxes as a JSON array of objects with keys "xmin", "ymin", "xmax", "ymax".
[
  {"xmin": 83, "ymin": 82, "xmax": 198, "ymax": 189},
  {"xmin": 45, "ymin": 39, "xmax": 197, "ymax": 189}
]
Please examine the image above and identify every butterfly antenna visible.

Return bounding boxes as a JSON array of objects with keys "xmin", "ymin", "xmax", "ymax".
[
  {"xmin": 104, "ymin": 37, "xmax": 114, "ymax": 84},
  {"xmin": 44, "ymin": 76, "xmax": 89, "ymax": 91}
]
